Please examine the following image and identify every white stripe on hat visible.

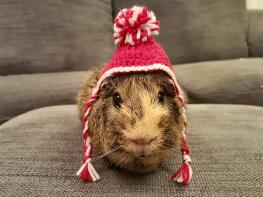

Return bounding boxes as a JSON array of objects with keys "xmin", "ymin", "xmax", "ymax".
[{"xmin": 92, "ymin": 64, "xmax": 184, "ymax": 103}]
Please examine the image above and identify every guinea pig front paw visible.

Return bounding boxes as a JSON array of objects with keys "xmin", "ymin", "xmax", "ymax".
[
  {"xmin": 105, "ymin": 158, "xmax": 121, "ymax": 170},
  {"xmin": 108, "ymin": 163, "xmax": 121, "ymax": 171}
]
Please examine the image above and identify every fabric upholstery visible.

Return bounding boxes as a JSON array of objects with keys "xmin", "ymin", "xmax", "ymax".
[
  {"xmin": 248, "ymin": 10, "xmax": 263, "ymax": 56},
  {"xmin": 173, "ymin": 58, "xmax": 263, "ymax": 106},
  {"xmin": 0, "ymin": 71, "xmax": 88, "ymax": 123},
  {"xmin": 0, "ymin": 104, "xmax": 262, "ymax": 196},
  {"xmin": 1, "ymin": 58, "xmax": 261, "ymax": 124},
  {"xmin": 112, "ymin": 0, "xmax": 248, "ymax": 64},
  {"xmin": 0, "ymin": 0, "xmax": 114, "ymax": 75}
]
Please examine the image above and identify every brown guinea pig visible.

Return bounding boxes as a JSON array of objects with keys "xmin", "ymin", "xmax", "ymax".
[{"xmin": 77, "ymin": 66, "xmax": 186, "ymax": 173}]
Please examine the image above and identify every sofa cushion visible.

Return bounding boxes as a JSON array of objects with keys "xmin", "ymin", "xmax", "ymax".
[
  {"xmin": 174, "ymin": 58, "xmax": 263, "ymax": 106},
  {"xmin": 113, "ymin": 0, "xmax": 248, "ymax": 64},
  {"xmin": 0, "ymin": 71, "xmax": 88, "ymax": 123},
  {"xmin": 248, "ymin": 10, "xmax": 263, "ymax": 56},
  {"xmin": 0, "ymin": 0, "xmax": 114, "ymax": 75},
  {"xmin": 0, "ymin": 104, "xmax": 262, "ymax": 196}
]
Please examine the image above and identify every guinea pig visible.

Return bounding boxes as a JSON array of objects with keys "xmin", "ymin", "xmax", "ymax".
[{"xmin": 77, "ymin": 67, "xmax": 186, "ymax": 173}]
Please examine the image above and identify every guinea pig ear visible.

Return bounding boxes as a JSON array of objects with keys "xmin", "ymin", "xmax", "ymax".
[
  {"xmin": 100, "ymin": 78, "xmax": 114, "ymax": 94},
  {"xmin": 159, "ymin": 78, "xmax": 177, "ymax": 97}
]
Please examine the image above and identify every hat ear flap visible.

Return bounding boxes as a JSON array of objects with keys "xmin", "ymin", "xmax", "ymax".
[{"xmin": 170, "ymin": 108, "xmax": 192, "ymax": 185}]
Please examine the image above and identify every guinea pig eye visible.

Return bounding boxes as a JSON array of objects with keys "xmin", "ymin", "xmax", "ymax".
[
  {"xmin": 113, "ymin": 92, "xmax": 122, "ymax": 108},
  {"xmin": 158, "ymin": 91, "xmax": 165, "ymax": 104}
]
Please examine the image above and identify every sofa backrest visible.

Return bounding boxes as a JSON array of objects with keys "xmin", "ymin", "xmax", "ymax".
[
  {"xmin": 248, "ymin": 10, "xmax": 263, "ymax": 57},
  {"xmin": 0, "ymin": 0, "xmax": 114, "ymax": 75},
  {"xmin": 113, "ymin": 0, "xmax": 249, "ymax": 64},
  {"xmin": 0, "ymin": 0, "xmax": 256, "ymax": 75}
]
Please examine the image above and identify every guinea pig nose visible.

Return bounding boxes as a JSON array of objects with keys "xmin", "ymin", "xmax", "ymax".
[{"xmin": 131, "ymin": 137, "xmax": 157, "ymax": 145}]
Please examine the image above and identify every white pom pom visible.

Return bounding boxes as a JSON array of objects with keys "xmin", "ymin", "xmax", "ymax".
[{"xmin": 113, "ymin": 6, "xmax": 160, "ymax": 45}]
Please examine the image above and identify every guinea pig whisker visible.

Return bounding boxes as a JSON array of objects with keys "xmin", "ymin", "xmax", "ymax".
[
  {"xmin": 159, "ymin": 144, "xmax": 176, "ymax": 153},
  {"xmin": 91, "ymin": 146, "xmax": 121, "ymax": 161},
  {"xmin": 100, "ymin": 146, "xmax": 121, "ymax": 157}
]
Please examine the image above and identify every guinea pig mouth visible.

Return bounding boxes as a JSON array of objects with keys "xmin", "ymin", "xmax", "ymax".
[
  {"xmin": 129, "ymin": 149, "xmax": 154, "ymax": 158},
  {"xmin": 125, "ymin": 138, "xmax": 159, "ymax": 158}
]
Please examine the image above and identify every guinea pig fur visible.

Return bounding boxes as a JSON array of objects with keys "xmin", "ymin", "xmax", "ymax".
[{"xmin": 77, "ymin": 67, "xmax": 186, "ymax": 173}]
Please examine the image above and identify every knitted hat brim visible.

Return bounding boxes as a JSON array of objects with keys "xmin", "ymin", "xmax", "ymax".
[{"xmin": 89, "ymin": 64, "xmax": 185, "ymax": 108}]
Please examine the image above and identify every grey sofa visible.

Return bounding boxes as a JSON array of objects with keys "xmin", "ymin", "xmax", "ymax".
[{"xmin": 0, "ymin": 0, "xmax": 262, "ymax": 196}]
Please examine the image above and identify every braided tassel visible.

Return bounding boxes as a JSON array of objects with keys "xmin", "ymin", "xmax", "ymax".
[
  {"xmin": 76, "ymin": 94, "xmax": 100, "ymax": 182},
  {"xmin": 76, "ymin": 158, "xmax": 100, "ymax": 181},
  {"xmin": 171, "ymin": 108, "xmax": 192, "ymax": 185},
  {"xmin": 170, "ymin": 150, "xmax": 192, "ymax": 185}
]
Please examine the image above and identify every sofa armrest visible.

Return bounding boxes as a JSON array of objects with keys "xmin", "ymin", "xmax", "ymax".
[{"xmin": 0, "ymin": 71, "xmax": 88, "ymax": 124}]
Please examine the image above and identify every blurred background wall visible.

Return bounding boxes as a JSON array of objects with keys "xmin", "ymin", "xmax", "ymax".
[{"xmin": 247, "ymin": 0, "xmax": 263, "ymax": 9}]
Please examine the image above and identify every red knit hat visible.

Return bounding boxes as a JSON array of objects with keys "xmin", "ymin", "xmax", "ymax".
[{"xmin": 76, "ymin": 6, "xmax": 192, "ymax": 185}]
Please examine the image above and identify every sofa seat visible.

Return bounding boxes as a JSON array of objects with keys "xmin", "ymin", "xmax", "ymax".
[{"xmin": 1, "ymin": 104, "xmax": 262, "ymax": 196}]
